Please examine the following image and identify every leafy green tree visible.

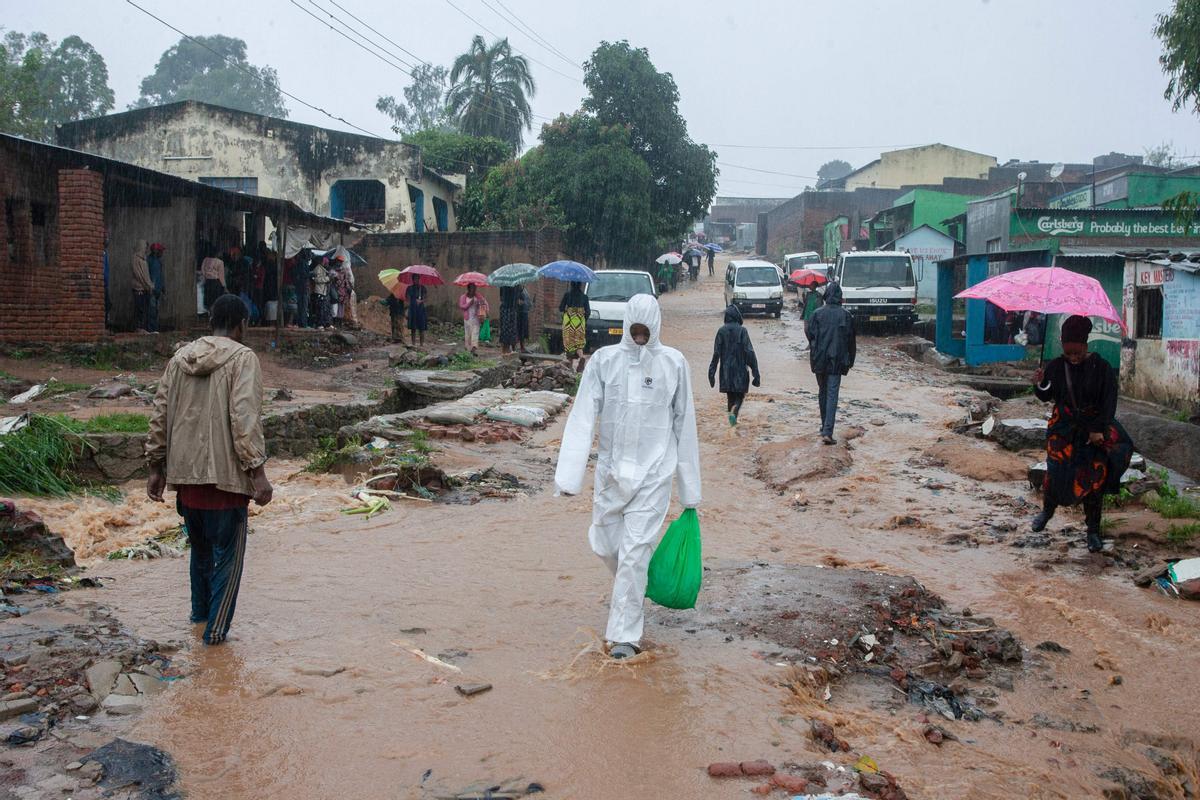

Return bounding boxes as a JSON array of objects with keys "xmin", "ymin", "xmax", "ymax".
[
  {"xmin": 377, "ymin": 64, "xmax": 452, "ymax": 135},
  {"xmin": 581, "ymin": 41, "xmax": 716, "ymax": 241},
  {"xmin": 1144, "ymin": 142, "xmax": 1181, "ymax": 168},
  {"xmin": 404, "ymin": 129, "xmax": 510, "ymax": 227},
  {"xmin": 1154, "ymin": 1, "xmax": 1200, "ymax": 219},
  {"xmin": 133, "ymin": 35, "xmax": 287, "ymax": 117},
  {"xmin": 1155, "ymin": 0, "xmax": 1200, "ymax": 114},
  {"xmin": 446, "ymin": 36, "xmax": 535, "ymax": 153},
  {"xmin": 818, "ymin": 159, "xmax": 853, "ymax": 183},
  {"xmin": 0, "ymin": 30, "xmax": 114, "ymax": 140},
  {"xmin": 482, "ymin": 114, "xmax": 654, "ymax": 264}
]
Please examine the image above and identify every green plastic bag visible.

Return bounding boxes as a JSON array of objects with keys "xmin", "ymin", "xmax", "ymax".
[
  {"xmin": 645, "ymin": 508, "xmax": 702, "ymax": 609},
  {"xmin": 479, "ymin": 318, "xmax": 492, "ymax": 342}
]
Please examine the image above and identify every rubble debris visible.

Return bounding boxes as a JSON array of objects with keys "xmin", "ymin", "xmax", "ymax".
[
  {"xmin": 904, "ymin": 677, "xmax": 985, "ymax": 721},
  {"xmin": 454, "ymin": 682, "xmax": 492, "ymax": 697},
  {"xmin": 809, "ymin": 719, "xmax": 850, "ymax": 752},
  {"xmin": 988, "ymin": 417, "xmax": 1047, "ymax": 451},
  {"xmin": 505, "ymin": 360, "xmax": 579, "ymax": 393},
  {"xmin": 87, "ymin": 738, "xmax": 180, "ymax": 800},
  {"xmin": 87, "ymin": 383, "xmax": 134, "ymax": 400},
  {"xmin": 754, "ymin": 437, "xmax": 854, "ymax": 492},
  {"xmin": 0, "ymin": 501, "xmax": 75, "ymax": 568},
  {"xmin": 1035, "ymin": 640, "xmax": 1070, "ymax": 654}
]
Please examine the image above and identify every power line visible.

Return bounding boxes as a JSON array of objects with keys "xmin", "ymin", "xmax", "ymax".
[
  {"xmin": 477, "ymin": 0, "xmax": 582, "ymax": 71},
  {"xmin": 718, "ymin": 176, "xmax": 809, "ymax": 190},
  {"xmin": 123, "ymin": 0, "xmax": 510, "ymax": 177},
  {"xmin": 493, "ymin": 0, "xmax": 582, "ymax": 67},
  {"xmin": 296, "ymin": 0, "xmax": 558, "ymax": 126},
  {"xmin": 327, "ymin": 0, "xmax": 431, "ymax": 67},
  {"xmin": 718, "ymin": 161, "xmax": 819, "ymax": 180},
  {"xmin": 440, "ymin": 0, "xmax": 583, "ymax": 83},
  {"xmin": 709, "ymin": 141, "xmax": 927, "ymax": 151},
  {"xmin": 290, "ymin": 0, "xmax": 418, "ymax": 77},
  {"xmin": 123, "ymin": 0, "xmax": 387, "ymax": 140}
]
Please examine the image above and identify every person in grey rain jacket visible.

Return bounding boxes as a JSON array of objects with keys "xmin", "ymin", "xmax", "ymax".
[{"xmin": 805, "ymin": 282, "xmax": 856, "ymax": 445}]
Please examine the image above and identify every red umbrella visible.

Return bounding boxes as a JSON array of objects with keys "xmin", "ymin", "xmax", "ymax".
[
  {"xmin": 395, "ymin": 264, "xmax": 444, "ymax": 286},
  {"xmin": 453, "ymin": 271, "xmax": 489, "ymax": 287},
  {"xmin": 790, "ymin": 269, "xmax": 827, "ymax": 288}
]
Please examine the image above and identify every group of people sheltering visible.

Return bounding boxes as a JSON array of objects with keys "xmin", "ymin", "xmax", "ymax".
[
  {"xmin": 385, "ymin": 278, "xmax": 536, "ymax": 353},
  {"xmin": 197, "ymin": 242, "xmax": 287, "ymax": 328}
]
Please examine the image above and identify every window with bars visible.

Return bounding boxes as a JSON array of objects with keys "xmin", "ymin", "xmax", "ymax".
[{"xmin": 1136, "ymin": 286, "xmax": 1163, "ymax": 339}]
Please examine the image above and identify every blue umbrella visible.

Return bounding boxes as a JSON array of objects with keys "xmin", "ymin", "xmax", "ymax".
[
  {"xmin": 538, "ymin": 260, "xmax": 597, "ymax": 283},
  {"xmin": 703, "ymin": 243, "xmax": 723, "ymax": 252}
]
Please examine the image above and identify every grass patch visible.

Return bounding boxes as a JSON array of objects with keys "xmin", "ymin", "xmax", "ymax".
[
  {"xmin": 52, "ymin": 413, "xmax": 150, "ymax": 434},
  {"xmin": 0, "ymin": 551, "xmax": 66, "ymax": 578},
  {"xmin": 0, "ymin": 415, "xmax": 91, "ymax": 496},
  {"xmin": 7, "ymin": 348, "xmax": 33, "ymax": 360},
  {"xmin": 41, "ymin": 379, "xmax": 91, "ymax": 398},
  {"xmin": 303, "ymin": 436, "xmax": 363, "ymax": 473},
  {"xmin": 1166, "ymin": 522, "xmax": 1200, "ymax": 546},
  {"xmin": 65, "ymin": 343, "xmax": 156, "ymax": 372},
  {"xmin": 1147, "ymin": 493, "xmax": 1200, "ymax": 519},
  {"xmin": 366, "ymin": 388, "xmax": 383, "ymax": 401},
  {"xmin": 1104, "ymin": 487, "xmax": 1135, "ymax": 510},
  {"xmin": 434, "ymin": 352, "xmax": 496, "ymax": 371}
]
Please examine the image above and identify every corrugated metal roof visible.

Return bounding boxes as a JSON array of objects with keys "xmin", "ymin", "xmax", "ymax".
[{"xmin": 1057, "ymin": 246, "xmax": 1122, "ymax": 258}]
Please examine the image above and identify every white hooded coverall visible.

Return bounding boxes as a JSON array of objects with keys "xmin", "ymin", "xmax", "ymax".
[{"xmin": 555, "ymin": 294, "xmax": 702, "ymax": 645}]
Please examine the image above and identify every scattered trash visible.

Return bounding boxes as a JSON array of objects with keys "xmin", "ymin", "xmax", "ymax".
[
  {"xmin": 454, "ymin": 682, "xmax": 492, "ymax": 697},
  {"xmin": 707, "ymin": 761, "xmax": 776, "ymax": 778},
  {"xmin": 340, "ymin": 490, "xmax": 391, "ymax": 519},
  {"xmin": 851, "ymin": 755, "xmax": 878, "ymax": 774},
  {"xmin": 8, "ymin": 383, "xmax": 46, "ymax": 404},
  {"xmin": 87, "ymin": 738, "xmax": 178, "ymax": 800},
  {"xmin": 904, "ymin": 676, "xmax": 985, "ymax": 721},
  {"xmin": 107, "ymin": 527, "xmax": 189, "ymax": 560},
  {"xmin": 0, "ymin": 413, "xmax": 30, "ymax": 435},
  {"xmin": 1137, "ymin": 557, "xmax": 1200, "ymax": 600},
  {"xmin": 393, "ymin": 641, "xmax": 463, "ymax": 673}
]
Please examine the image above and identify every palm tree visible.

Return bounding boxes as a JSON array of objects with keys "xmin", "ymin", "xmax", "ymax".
[{"xmin": 446, "ymin": 36, "xmax": 535, "ymax": 153}]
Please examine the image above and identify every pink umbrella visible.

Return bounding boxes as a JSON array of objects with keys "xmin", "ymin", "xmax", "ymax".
[
  {"xmin": 396, "ymin": 264, "xmax": 444, "ymax": 286},
  {"xmin": 453, "ymin": 271, "xmax": 489, "ymax": 287},
  {"xmin": 955, "ymin": 266, "xmax": 1124, "ymax": 330}
]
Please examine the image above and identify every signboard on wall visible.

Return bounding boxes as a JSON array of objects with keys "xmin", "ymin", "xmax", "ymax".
[
  {"xmin": 1049, "ymin": 186, "xmax": 1093, "ymax": 209},
  {"xmin": 1015, "ymin": 210, "xmax": 1200, "ymax": 238}
]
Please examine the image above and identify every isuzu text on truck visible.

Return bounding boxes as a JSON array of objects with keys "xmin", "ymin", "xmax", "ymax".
[{"xmin": 831, "ymin": 250, "xmax": 919, "ymax": 332}]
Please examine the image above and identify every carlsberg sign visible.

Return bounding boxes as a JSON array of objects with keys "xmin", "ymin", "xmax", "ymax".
[{"xmin": 1025, "ymin": 212, "xmax": 1200, "ymax": 238}]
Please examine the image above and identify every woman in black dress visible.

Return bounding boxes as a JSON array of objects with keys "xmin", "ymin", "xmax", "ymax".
[{"xmin": 1032, "ymin": 315, "xmax": 1133, "ymax": 552}]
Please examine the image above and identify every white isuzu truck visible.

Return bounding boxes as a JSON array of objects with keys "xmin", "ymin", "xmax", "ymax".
[{"xmin": 831, "ymin": 250, "xmax": 919, "ymax": 332}]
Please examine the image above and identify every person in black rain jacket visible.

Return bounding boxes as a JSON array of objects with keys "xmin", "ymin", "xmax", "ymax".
[{"xmin": 709, "ymin": 304, "xmax": 761, "ymax": 427}]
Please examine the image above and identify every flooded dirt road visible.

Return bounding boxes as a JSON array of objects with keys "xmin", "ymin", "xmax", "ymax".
[{"xmin": 78, "ymin": 268, "xmax": 1200, "ymax": 799}]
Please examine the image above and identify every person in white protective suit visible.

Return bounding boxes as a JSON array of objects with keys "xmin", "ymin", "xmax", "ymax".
[{"xmin": 554, "ymin": 293, "xmax": 702, "ymax": 659}]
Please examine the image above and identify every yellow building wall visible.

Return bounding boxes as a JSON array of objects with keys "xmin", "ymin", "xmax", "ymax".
[{"xmin": 846, "ymin": 144, "xmax": 996, "ymax": 191}]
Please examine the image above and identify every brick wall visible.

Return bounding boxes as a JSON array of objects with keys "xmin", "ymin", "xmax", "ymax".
[
  {"xmin": 0, "ymin": 168, "xmax": 106, "ymax": 344},
  {"xmin": 764, "ymin": 188, "xmax": 901, "ymax": 259},
  {"xmin": 356, "ymin": 229, "xmax": 568, "ymax": 333}
]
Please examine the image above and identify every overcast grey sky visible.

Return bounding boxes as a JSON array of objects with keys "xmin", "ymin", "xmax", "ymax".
[{"xmin": 10, "ymin": 0, "xmax": 1200, "ymax": 197}]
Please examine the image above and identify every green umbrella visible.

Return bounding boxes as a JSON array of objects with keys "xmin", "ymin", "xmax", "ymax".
[{"xmin": 487, "ymin": 262, "xmax": 539, "ymax": 287}]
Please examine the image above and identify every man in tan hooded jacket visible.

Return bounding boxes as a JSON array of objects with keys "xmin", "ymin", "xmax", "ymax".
[{"xmin": 146, "ymin": 294, "xmax": 272, "ymax": 645}]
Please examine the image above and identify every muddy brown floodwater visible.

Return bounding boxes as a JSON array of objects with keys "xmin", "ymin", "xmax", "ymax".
[{"xmin": 66, "ymin": 264, "xmax": 1200, "ymax": 799}]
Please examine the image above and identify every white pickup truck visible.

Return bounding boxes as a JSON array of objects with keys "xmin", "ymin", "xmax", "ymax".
[{"xmin": 831, "ymin": 250, "xmax": 918, "ymax": 332}]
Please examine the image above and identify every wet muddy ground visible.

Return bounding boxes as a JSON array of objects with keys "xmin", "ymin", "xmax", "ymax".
[{"xmin": 6, "ymin": 262, "xmax": 1200, "ymax": 799}]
